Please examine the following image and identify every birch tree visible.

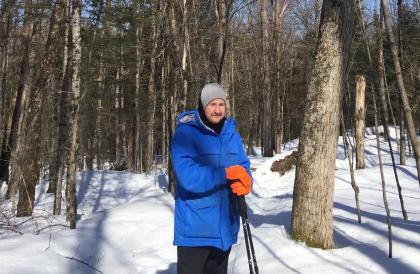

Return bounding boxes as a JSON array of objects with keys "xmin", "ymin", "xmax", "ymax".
[{"xmin": 66, "ymin": 0, "xmax": 82, "ymax": 229}]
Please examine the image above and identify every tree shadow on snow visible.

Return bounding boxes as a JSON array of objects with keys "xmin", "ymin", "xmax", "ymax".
[
  {"xmin": 333, "ymin": 201, "xmax": 420, "ymax": 273},
  {"xmin": 333, "ymin": 223, "xmax": 419, "ymax": 274},
  {"xmin": 245, "ymin": 201, "xmax": 365, "ymax": 273},
  {"xmin": 67, "ymin": 209, "xmax": 137, "ymax": 274},
  {"xmin": 334, "ymin": 201, "xmax": 420, "ymax": 238},
  {"xmin": 67, "ymin": 210, "xmax": 108, "ymax": 274},
  {"xmin": 385, "ymin": 164, "xmax": 418, "ymax": 181},
  {"xmin": 252, "ymin": 234, "xmax": 300, "ymax": 273},
  {"xmin": 77, "ymin": 171, "xmax": 95, "ymax": 207},
  {"xmin": 244, "ymin": 194, "xmax": 419, "ymax": 273},
  {"xmin": 78, "ymin": 171, "xmax": 159, "ymax": 215},
  {"xmin": 246, "ymin": 193, "xmax": 293, "ymax": 235}
]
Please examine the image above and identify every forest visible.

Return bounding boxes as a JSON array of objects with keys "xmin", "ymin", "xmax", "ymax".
[{"xmin": 0, "ymin": 0, "xmax": 420, "ymax": 272}]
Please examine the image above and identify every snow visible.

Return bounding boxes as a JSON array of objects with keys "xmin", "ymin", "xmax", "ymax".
[{"xmin": 1, "ymin": 129, "xmax": 420, "ymax": 274}]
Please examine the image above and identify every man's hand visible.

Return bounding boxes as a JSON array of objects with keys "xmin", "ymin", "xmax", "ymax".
[{"xmin": 226, "ymin": 165, "xmax": 252, "ymax": 196}]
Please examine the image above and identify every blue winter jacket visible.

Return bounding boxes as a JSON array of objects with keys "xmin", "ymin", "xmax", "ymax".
[{"xmin": 171, "ymin": 110, "xmax": 252, "ymax": 251}]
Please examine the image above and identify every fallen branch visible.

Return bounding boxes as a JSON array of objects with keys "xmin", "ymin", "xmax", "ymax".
[
  {"xmin": 64, "ymin": 256, "xmax": 104, "ymax": 274},
  {"xmin": 38, "ymin": 224, "xmax": 70, "ymax": 233},
  {"xmin": 1, "ymin": 225, "xmax": 24, "ymax": 235}
]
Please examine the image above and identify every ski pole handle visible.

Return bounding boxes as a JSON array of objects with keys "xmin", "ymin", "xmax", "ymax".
[{"xmin": 238, "ymin": 195, "xmax": 248, "ymax": 219}]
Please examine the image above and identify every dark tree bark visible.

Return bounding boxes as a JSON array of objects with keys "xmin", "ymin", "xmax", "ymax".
[
  {"xmin": 0, "ymin": 0, "xmax": 31, "ymax": 185},
  {"xmin": 145, "ymin": 0, "xmax": 160, "ymax": 172},
  {"xmin": 134, "ymin": 0, "xmax": 144, "ymax": 173},
  {"xmin": 53, "ymin": 0, "xmax": 71, "ymax": 214},
  {"xmin": 15, "ymin": 1, "xmax": 63, "ymax": 216},
  {"xmin": 260, "ymin": 0, "xmax": 273, "ymax": 157},
  {"xmin": 0, "ymin": 0, "xmax": 16, "ymax": 140}
]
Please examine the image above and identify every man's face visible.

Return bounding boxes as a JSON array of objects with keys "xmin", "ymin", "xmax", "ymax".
[{"xmin": 204, "ymin": 98, "xmax": 226, "ymax": 125}]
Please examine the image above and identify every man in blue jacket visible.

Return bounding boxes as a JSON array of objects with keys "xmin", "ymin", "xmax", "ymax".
[{"xmin": 171, "ymin": 83, "xmax": 253, "ymax": 274}]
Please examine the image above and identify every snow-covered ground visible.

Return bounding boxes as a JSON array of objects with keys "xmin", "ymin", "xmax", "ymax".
[{"xmin": 1, "ymin": 129, "xmax": 420, "ymax": 274}]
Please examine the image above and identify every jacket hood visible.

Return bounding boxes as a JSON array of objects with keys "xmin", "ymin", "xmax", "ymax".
[{"xmin": 176, "ymin": 110, "xmax": 235, "ymax": 136}]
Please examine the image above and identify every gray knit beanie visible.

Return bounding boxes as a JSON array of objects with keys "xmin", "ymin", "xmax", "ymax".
[{"xmin": 200, "ymin": 83, "xmax": 226, "ymax": 108}]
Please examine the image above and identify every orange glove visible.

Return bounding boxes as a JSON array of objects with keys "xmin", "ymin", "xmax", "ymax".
[
  {"xmin": 230, "ymin": 180, "xmax": 251, "ymax": 196},
  {"xmin": 225, "ymin": 165, "xmax": 252, "ymax": 196}
]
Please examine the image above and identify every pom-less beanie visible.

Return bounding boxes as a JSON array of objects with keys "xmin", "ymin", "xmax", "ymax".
[{"xmin": 200, "ymin": 83, "xmax": 226, "ymax": 108}]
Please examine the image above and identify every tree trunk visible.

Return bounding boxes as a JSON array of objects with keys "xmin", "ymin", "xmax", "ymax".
[
  {"xmin": 134, "ymin": 2, "xmax": 144, "ymax": 173},
  {"xmin": 273, "ymin": 1, "xmax": 287, "ymax": 154},
  {"xmin": 355, "ymin": 75, "xmax": 366, "ymax": 169},
  {"xmin": 53, "ymin": 0, "xmax": 71, "ymax": 215},
  {"xmin": 356, "ymin": 0, "xmax": 394, "ymax": 255},
  {"xmin": 0, "ymin": 0, "xmax": 32, "ymax": 185},
  {"xmin": 382, "ymin": 67, "xmax": 399, "ymax": 145},
  {"xmin": 66, "ymin": 0, "xmax": 82, "ymax": 229},
  {"xmin": 145, "ymin": 1, "xmax": 159, "ymax": 172},
  {"xmin": 168, "ymin": 0, "xmax": 186, "ymax": 112},
  {"xmin": 381, "ymin": 0, "xmax": 420, "ymax": 187},
  {"xmin": 125, "ymin": 117, "xmax": 134, "ymax": 171},
  {"xmin": 375, "ymin": 10, "xmax": 389, "ymax": 142},
  {"xmin": 84, "ymin": 1, "xmax": 103, "ymax": 171},
  {"xmin": 229, "ymin": 45, "xmax": 235, "ymax": 117},
  {"xmin": 15, "ymin": 1, "xmax": 63, "ymax": 216},
  {"xmin": 396, "ymin": 0, "xmax": 406, "ymax": 165},
  {"xmin": 341, "ymin": 114, "xmax": 361, "ymax": 223},
  {"xmin": 371, "ymin": 72, "xmax": 393, "ymax": 258},
  {"xmin": 49, "ymin": 0, "xmax": 70, "ymax": 195},
  {"xmin": 167, "ymin": 54, "xmax": 176, "ymax": 193},
  {"xmin": 95, "ymin": 29, "xmax": 106, "ymax": 170},
  {"xmin": 400, "ymin": 103, "xmax": 407, "ymax": 165},
  {"xmin": 161, "ymin": 64, "xmax": 167, "ymax": 168},
  {"xmin": 215, "ymin": 0, "xmax": 228, "ymax": 83},
  {"xmin": 291, "ymin": 0, "xmax": 354, "ymax": 249},
  {"xmin": 260, "ymin": 0, "xmax": 273, "ymax": 157},
  {"xmin": 365, "ymin": 5, "xmax": 408, "ymax": 221},
  {"xmin": 0, "ymin": 0, "xmax": 16, "ymax": 140},
  {"xmin": 180, "ymin": 0, "xmax": 189, "ymax": 110},
  {"xmin": 114, "ymin": 40, "xmax": 123, "ymax": 165}
]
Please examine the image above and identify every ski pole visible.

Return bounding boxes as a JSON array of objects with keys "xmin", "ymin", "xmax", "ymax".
[{"xmin": 238, "ymin": 195, "xmax": 259, "ymax": 274}]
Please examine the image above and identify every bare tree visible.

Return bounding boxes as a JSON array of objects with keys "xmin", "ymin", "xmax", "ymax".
[
  {"xmin": 291, "ymin": 0, "xmax": 354, "ymax": 249},
  {"xmin": 13, "ymin": 1, "xmax": 63, "ymax": 216},
  {"xmin": 66, "ymin": 0, "xmax": 82, "ymax": 229},
  {"xmin": 381, "ymin": 0, "xmax": 420, "ymax": 187},
  {"xmin": 53, "ymin": 0, "xmax": 71, "ymax": 215},
  {"xmin": 0, "ymin": 0, "xmax": 33, "ymax": 187},
  {"xmin": 273, "ymin": 1, "xmax": 288, "ymax": 155},
  {"xmin": 0, "ymin": 0, "xmax": 16, "ymax": 140},
  {"xmin": 260, "ymin": 0, "xmax": 273, "ymax": 157},
  {"xmin": 134, "ymin": 0, "xmax": 145, "ymax": 173},
  {"xmin": 145, "ymin": 0, "xmax": 160, "ymax": 172},
  {"xmin": 355, "ymin": 75, "xmax": 366, "ymax": 169},
  {"xmin": 355, "ymin": 1, "xmax": 397, "ymax": 255},
  {"xmin": 215, "ymin": 0, "xmax": 232, "ymax": 83},
  {"xmin": 341, "ymin": 114, "xmax": 361, "ymax": 223},
  {"xmin": 355, "ymin": 0, "xmax": 408, "ymax": 224},
  {"xmin": 370, "ymin": 66, "xmax": 393, "ymax": 258}
]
